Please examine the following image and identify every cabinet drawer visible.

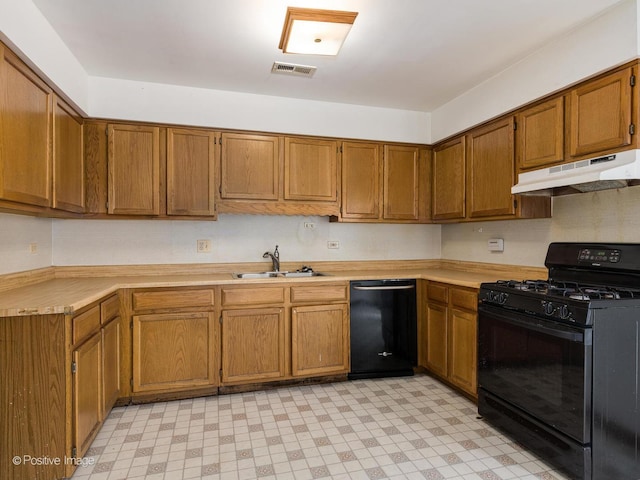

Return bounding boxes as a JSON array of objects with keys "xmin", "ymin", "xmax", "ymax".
[
  {"xmin": 132, "ymin": 289, "xmax": 215, "ymax": 312},
  {"xmin": 101, "ymin": 294, "xmax": 120, "ymax": 324},
  {"xmin": 221, "ymin": 287, "xmax": 285, "ymax": 307},
  {"xmin": 427, "ymin": 283, "xmax": 448, "ymax": 304},
  {"xmin": 73, "ymin": 305, "xmax": 101, "ymax": 345},
  {"xmin": 290, "ymin": 284, "xmax": 348, "ymax": 304},
  {"xmin": 450, "ymin": 288, "xmax": 478, "ymax": 312}
]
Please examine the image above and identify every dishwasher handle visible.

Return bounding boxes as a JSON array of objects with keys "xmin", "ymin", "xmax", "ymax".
[{"xmin": 353, "ymin": 285, "xmax": 415, "ymax": 291}]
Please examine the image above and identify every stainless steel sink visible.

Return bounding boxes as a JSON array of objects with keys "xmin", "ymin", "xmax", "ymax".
[{"xmin": 232, "ymin": 271, "xmax": 328, "ymax": 279}]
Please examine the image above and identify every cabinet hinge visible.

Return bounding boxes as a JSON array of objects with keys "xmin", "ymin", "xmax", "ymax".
[
  {"xmin": 219, "ymin": 137, "xmax": 222, "ymax": 145},
  {"xmin": 513, "ymin": 199, "xmax": 518, "ymax": 209},
  {"xmin": 71, "ymin": 361, "xmax": 77, "ymax": 374},
  {"xmin": 105, "ymin": 201, "xmax": 109, "ymax": 210},
  {"xmin": 130, "ymin": 320, "xmax": 133, "ymax": 329},
  {"xmin": 339, "ymin": 145, "xmax": 343, "ymax": 154},
  {"xmin": 219, "ymin": 368, "xmax": 223, "ymax": 378},
  {"xmin": 513, "ymin": 121, "xmax": 517, "ymax": 131},
  {"xmin": 631, "ymin": 74, "xmax": 636, "ymax": 87},
  {"xmin": 219, "ymin": 316, "xmax": 223, "ymax": 324},
  {"xmin": 630, "ymin": 124, "xmax": 636, "ymax": 135},
  {"xmin": 130, "ymin": 378, "xmax": 134, "ymax": 388},
  {"xmin": 71, "ymin": 447, "xmax": 77, "ymax": 458}
]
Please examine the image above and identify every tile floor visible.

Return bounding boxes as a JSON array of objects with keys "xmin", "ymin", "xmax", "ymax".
[{"xmin": 71, "ymin": 374, "xmax": 569, "ymax": 480}]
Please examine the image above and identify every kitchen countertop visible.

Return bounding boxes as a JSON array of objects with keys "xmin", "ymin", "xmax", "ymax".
[{"xmin": 0, "ymin": 262, "xmax": 546, "ymax": 317}]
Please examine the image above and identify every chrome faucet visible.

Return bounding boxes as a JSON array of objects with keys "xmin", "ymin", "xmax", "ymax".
[{"xmin": 263, "ymin": 245, "xmax": 280, "ymax": 272}]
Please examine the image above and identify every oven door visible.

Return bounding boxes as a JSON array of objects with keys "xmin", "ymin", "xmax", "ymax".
[{"xmin": 478, "ymin": 303, "xmax": 592, "ymax": 444}]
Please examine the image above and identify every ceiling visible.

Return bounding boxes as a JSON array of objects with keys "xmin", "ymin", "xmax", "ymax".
[{"xmin": 32, "ymin": 0, "xmax": 626, "ymax": 112}]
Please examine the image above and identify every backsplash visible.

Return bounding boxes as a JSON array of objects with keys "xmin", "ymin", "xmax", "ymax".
[
  {"xmin": 441, "ymin": 185, "xmax": 640, "ymax": 267},
  {"xmin": 0, "ymin": 213, "xmax": 52, "ymax": 274}
]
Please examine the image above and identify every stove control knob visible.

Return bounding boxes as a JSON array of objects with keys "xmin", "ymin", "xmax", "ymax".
[
  {"xmin": 559, "ymin": 304, "xmax": 571, "ymax": 320},
  {"xmin": 488, "ymin": 291, "xmax": 497, "ymax": 303},
  {"xmin": 542, "ymin": 300, "xmax": 556, "ymax": 316},
  {"xmin": 498, "ymin": 292, "xmax": 509, "ymax": 305}
]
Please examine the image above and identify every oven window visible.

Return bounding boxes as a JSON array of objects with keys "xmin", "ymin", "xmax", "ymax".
[{"xmin": 478, "ymin": 306, "xmax": 591, "ymax": 443}]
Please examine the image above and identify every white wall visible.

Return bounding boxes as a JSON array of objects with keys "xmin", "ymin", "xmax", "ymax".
[
  {"xmin": 0, "ymin": 0, "xmax": 89, "ymax": 112},
  {"xmin": 52, "ymin": 215, "xmax": 441, "ymax": 266},
  {"xmin": 87, "ymin": 77, "xmax": 431, "ymax": 144},
  {"xmin": 0, "ymin": 213, "xmax": 52, "ymax": 274},
  {"xmin": 431, "ymin": 0, "xmax": 639, "ymax": 142},
  {"xmin": 441, "ymin": 186, "xmax": 640, "ymax": 267}
]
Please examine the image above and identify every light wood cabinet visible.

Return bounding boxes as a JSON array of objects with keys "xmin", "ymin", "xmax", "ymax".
[
  {"xmin": 102, "ymin": 314, "xmax": 121, "ymax": 414},
  {"xmin": 0, "ymin": 43, "xmax": 52, "ymax": 207},
  {"xmin": 133, "ymin": 312, "xmax": 218, "ymax": 392},
  {"xmin": 52, "ymin": 96, "xmax": 84, "ymax": 213},
  {"xmin": 340, "ymin": 141, "xmax": 381, "ymax": 220},
  {"xmin": 432, "ymin": 136, "xmax": 466, "ymax": 221},
  {"xmin": 221, "ymin": 308, "xmax": 286, "ymax": 383},
  {"xmin": 466, "ymin": 117, "xmax": 516, "ymax": 218},
  {"xmin": 107, "ymin": 124, "xmax": 160, "ymax": 215},
  {"xmin": 73, "ymin": 332, "xmax": 102, "ymax": 458},
  {"xmin": 219, "ymin": 132, "xmax": 280, "ymax": 200},
  {"xmin": 422, "ymin": 282, "xmax": 478, "ymax": 397},
  {"xmin": 383, "ymin": 145, "xmax": 420, "ymax": 220},
  {"xmin": 569, "ymin": 67, "xmax": 633, "ymax": 158},
  {"xmin": 167, "ymin": 127, "xmax": 217, "ymax": 216},
  {"xmin": 516, "ymin": 96, "xmax": 564, "ymax": 172},
  {"xmin": 284, "ymin": 137, "xmax": 338, "ymax": 202}
]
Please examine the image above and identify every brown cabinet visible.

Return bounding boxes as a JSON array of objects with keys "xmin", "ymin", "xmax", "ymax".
[
  {"xmin": 219, "ymin": 132, "xmax": 280, "ymax": 201},
  {"xmin": 101, "ymin": 294, "xmax": 121, "ymax": 413},
  {"xmin": 516, "ymin": 96, "xmax": 565, "ymax": 172},
  {"xmin": 0, "ymin": 43, "xmax": 52, "ymax": 208},
  {"xmin": 284, "ymin": 136, "xmax": 338, "ymax": 203},
  {"xmin": 340, "ymin": 141, "xmax": 428, "ymax": 223},
  {"xmin": 166, "ymin": 127, "xmax": 217, "ymax": 216},
  {"xmin": 569, "ymin": 67, "xmax": 634, "ymax": 158},
  {"xmin": 53, "ymin": 95, "xmax": 84, "ymax": 213},
  {"xmin": 422, "ymin": 282, "xmax": 478, "ymax": 397},
  {"xmin": 466, "ymin": 117, "xmax": 516, "ymax": 218},
  {"xmin": 73, "ymin": 331, "xmax": 102, "ymax": 458},
  {"xmin": 107, "ymin": 124, "xmax": 161, "ymax": 215},
  {"xmin": 432, "ymin": 137, "xmax": 466, "ymax": 221},
  {"xmin": 130, "ymin": 288, "xmax": 218, "ymax": 395}
]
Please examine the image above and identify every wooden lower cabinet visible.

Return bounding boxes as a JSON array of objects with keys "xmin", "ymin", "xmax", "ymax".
[
  {"xmin": 422, "ymin": 282, "xmax": 478, "ymax": 397},
  {"xmin": 291, "ymin": 304, "xmax": 349, "ymax": 377},
  {"xmin": 102, "ymin": 317, "xmax": 121, "ymax": 413},
  {"xmin": 133, "ymin": 312, "xmax": 218, "ymax": 392},
  {"xmin": 221, "ymin": 308, "xmax": 286, "ymax": 384},
  {"xmin": 73, "ymin": 333, "xmax": 102, "ymax": 458}
]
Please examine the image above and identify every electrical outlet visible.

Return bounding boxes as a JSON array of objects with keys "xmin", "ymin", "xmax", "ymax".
[
  {"xmin": 28, "ymin": 242, "xmax": 38, "ymax": 254},
  {"xmin": 196, "ymin": 239, "xmax": 212, "ymax": 253},
  {"xmin": 327, "ymin": 241, "xmax": 340, "ymax": 249},
  {"xmin": 304, "ymin": 222, "xmax": 316, "ymax": 230}
]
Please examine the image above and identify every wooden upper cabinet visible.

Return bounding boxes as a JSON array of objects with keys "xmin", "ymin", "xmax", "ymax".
[
  {"xmin": 516, "ymin": 96, "xmax": 564, "ymax": 172},
  {"xmin": 107, "ymin": 124, "xmax": 160, "ymax": 215},
  {"xmin": 569, "ymin": 67, "xmax": 633, "ymax": 158},
  {"xmin": 340, "ymin": 141, "xmax": 381, "ymax": 219},
  {"xmin": 220, "ymin": 132, "xmax": 280, "ymax": 200},
  {"xmin": 0, "ymin": 43, "xmax": 52, "ymax": 207},
  {"xmin": 466, "ymin": 117, "xmax": 516, "ymax": 218},
  {"xmin": 284, "ymin": 137, "xmax": 338, "ymax": 202},
  {"xmin": 383, "ymin": 145, "xmax": 419, "ymax": 220},
  {"xmin": 167, "ymin": 128, "xmax": 216, "ymax": 216},
  {"xmin": 53, "ymin": 96, "xmax": 85, "ymax": 213},
  {"xmin": 432, "ymin": 136, "xmax": 466, "ymax": 221}
]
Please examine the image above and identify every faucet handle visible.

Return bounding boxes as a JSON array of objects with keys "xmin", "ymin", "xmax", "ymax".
[{"xmin": 274, "ymin": 245, "xmax": 279, "ymax": 259}]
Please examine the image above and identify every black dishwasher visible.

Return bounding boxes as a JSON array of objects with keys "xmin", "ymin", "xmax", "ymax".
[{"xmin": 349, "ymin": 279, "xmax": 417, "ymax": 379}]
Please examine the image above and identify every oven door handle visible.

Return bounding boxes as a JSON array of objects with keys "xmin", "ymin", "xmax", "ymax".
[{"xmin": 479, "ymin": 305, "xmax": 589, "ymax": 344}]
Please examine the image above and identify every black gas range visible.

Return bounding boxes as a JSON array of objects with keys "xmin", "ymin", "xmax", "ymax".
[{"xmin": 478, "ymin": 242, "xmax": 640, "ymax": 480}]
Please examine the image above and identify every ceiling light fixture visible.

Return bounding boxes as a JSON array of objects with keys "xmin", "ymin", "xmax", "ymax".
[{"xmin": 278, "ymin": 7, "xmax": 358, "ymax": 56}]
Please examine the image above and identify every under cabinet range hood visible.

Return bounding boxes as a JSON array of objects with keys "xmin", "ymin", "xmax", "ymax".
[{"xmin": 512, "ymin": 149, "xmax": 640, "ymax": 195}]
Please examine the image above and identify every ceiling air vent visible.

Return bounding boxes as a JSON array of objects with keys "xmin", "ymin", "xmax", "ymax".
[{"xmin": 271, "ymin": 62, "xmax": 317, "ymax": 77}]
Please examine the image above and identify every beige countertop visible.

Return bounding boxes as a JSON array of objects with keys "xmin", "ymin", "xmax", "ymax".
[{"xmin": 0, "ymin": 261, "xmax": 547, "ymax": 317}]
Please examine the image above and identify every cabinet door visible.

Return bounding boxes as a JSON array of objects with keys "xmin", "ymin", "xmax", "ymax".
[
  {"xmin": 341, "ymin": 141, "xmax": 381, "ymax": 219},
  {"xmin": 132, "ymin": 312, "xmax": 217, "ymax": 392},
  {"xmin": 0, "ymin": 44, "xmax": 52, "ymax": 207},
  {"xmin": 220, "ymin": 133, "xmax": 280, "ymax": 200},
  {"xmin": 221, "ymin": 308, "xmax": 285, "ymax": 384},
  {"xmin": 570, "ymin": 67, "xmax": 633, "ymax": 158},
  {"xmin": 73, "ymin": 334, "xmax": 102, "ymax": 458},
  {"xmin": 102, "ymin": 318, "xmax": 120, "ymax": 413},
  {"xmin": 107, "ymin": 124, "xmax": 160, "ymax": 215},
  {"xmin": 53, "ymin": 96, "xmax": 84, "ymax": 213},
  {"xmin": 167, "ymin": 128, "xmax": 216, "ymax": 216},
  {"xmin": 425, "ymin": 302, "xmax": 448, "ymax": 377},
  {"xmin": 516, "ymin": 96, "xmax": 564, "ymax": 171},
  {"xmin": 383, "ymin": 145, "xmax": 419, "ymax": 220},
  {"xmin": 466, "ymin": 117, "xmax": 516, "ymax": 218},
  {"xmin": 432, "ymin": 137, "xmax": 466, "ymax": 220},
  {"xmin": 448, "ymin": 308, "xmax": 477, "ymax": 395},
  {"xmin": 284, "ymin": 137, "xmax": 338, "ymax": 202},
  {"xmin": 291, "ymin": 304, "xmax": 349, "ymax": 377}
]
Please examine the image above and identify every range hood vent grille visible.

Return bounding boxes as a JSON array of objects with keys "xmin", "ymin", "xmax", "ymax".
[{"xmin": 271, "ymin": 62, "xmax": 317, "ymax": 77}]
